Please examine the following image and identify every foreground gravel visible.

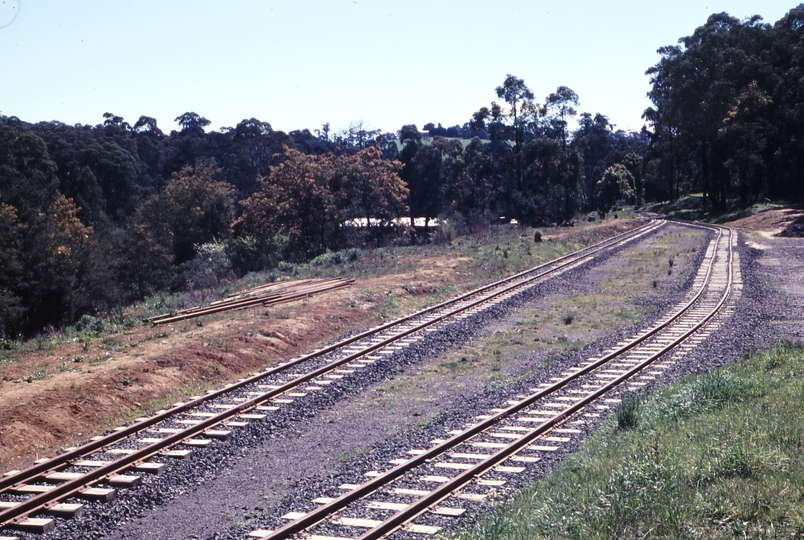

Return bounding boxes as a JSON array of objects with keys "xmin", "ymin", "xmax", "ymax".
[{"xmin": 11, "ymin": 222, "xmax": 802, "ymax": 540}]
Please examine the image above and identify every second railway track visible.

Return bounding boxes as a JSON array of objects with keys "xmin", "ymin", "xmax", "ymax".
[
  {"xmin": 0, "ymin": 219, "xmax": 671, "ymax": 538},
  {"xmin": 243, "ymin": 222, "xmax": 739, "ymax": 540}
]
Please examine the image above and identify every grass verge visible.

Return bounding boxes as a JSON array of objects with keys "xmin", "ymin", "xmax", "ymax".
[
  {"xmin": 645, "ymin": 193, "xmax": 779, "ymax": 224},
  {"xmin": 456, "ymin": 343, "xmax": 804, "ymax": 540}
]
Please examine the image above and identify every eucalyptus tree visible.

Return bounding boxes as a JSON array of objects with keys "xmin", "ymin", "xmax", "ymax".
[
  {"xmin": 0, "ymin": 120, "xmax": 111, "ymax": 333},
  {"xmin": 545, "ymin": 86, "xmax": 579, "ymax": 151},
  {"xmin": 768, "ymin": 5, "xmax": 804, "ymax": 199},
  {"xmin": 470, "ymin": 75, "xmax": 540, "ymax": 152},
  {"xmin": 644, "ymin": 12, "xmax": 772, "ymax": 208}
]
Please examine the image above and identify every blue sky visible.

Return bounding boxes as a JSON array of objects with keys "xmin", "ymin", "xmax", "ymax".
[{"xmin": 0, "ymin": 1, "xmax": 795, "ymax": 135}]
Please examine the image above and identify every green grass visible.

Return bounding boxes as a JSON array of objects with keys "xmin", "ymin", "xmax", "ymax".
[
  {"xmin": 457, "ymin": 343, "xmax": 804, "ymax": 540},
  {"xmin": 428, "ymin": 226, "xmax": 705, "ymax": 386}
]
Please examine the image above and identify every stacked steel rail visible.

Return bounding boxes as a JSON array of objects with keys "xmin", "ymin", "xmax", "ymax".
[
  {"xmin": 149, "ymin": 278, "xmax": 355, "ymax": 325},
  {"xmin": 248, "ymin": 224, "xmax": 736, "ymax": 540},
  {"xmin": 0, "ymin": 219, "xmax": 663, "ymax": 537}
]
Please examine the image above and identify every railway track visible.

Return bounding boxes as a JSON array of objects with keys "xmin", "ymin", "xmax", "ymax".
[
  {"xmin": 243, "ymin": 223, "xmax": 739, "ymax": 540},
  {"xmin": 0, "ymin": 219, "xmax": 663, "ymax": 538},
  {"xmin": 149, "ymin": 277, "xmax": 355, "ymax": 326}
]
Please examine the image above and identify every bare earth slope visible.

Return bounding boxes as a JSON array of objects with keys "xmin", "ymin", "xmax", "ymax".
[{"xmin": 0, "ymin": 220, "xmax": 637, "ymax": 472}]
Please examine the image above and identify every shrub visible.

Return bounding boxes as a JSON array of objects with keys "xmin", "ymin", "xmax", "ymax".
[
  {"xmin": 616, "ymin": 396, "xmax": 641, "ymax": 430},
  {"xmin": 74, "ymin": 314, "xmax": 104, "ymax": 333},
  {"xmin": 435, "ymin": 218, "xmax": 457, "ymax": 245},
  {"xmin": 172, "ymin": 240, "xmax": 233, "ymax": 291},
  {"xmin": 311, "ymin": 248, "xmax": 362, "ymax": 267}
]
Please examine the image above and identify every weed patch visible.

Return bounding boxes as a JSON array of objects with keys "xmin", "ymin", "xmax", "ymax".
[{"xmin": 615, "ymin": 397, "xmax": 640, "ymax": 431}]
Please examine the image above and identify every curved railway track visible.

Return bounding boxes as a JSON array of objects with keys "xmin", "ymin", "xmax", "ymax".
[
  {"xmin": 245, "ymin": 222, "xmax": 738, "ymax": 540},
  {"xmin": 0, "ymin": 219, "xmax": 664, "ymax": 537}
]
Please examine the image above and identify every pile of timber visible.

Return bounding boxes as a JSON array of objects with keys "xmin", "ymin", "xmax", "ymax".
[{"xmin": 149, "ymin": 277, "xmax": 354, "ymax": 325}]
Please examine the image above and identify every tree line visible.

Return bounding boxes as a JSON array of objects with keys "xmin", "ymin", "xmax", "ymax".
[
  {"xmin": 644, "ymin": 5, "xmax": 804, "ymax": 207},
  {"xmin": 2, "ymin": 5, "xmax": 804, "ymax": 337},
  {"xmin": 0, "ymin": 86, "xmax": 644, "ymax": 337}
]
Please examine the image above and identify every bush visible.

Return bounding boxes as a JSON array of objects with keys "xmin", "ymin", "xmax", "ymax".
[
  {"xmin": 310, "ymin": 248, "xmax": 362, "ymax": 267},
  {"xmin": 172, "ymin": 240, "xmax": 233, "ymax": 291},
  {"xmin": 595, "ymin": 163, "xmax": 636, "ymax": 213},
  {"xmin": 230, "ymin": 232, "xmax": 292, "ymax": 273},
  {"xmin": 434, "ymin": 218, "xmax": 457, "ymax": 245},
  {"xmin": 616, "ymin": 396, "xmax": 641, "ymax": 430},
  {"xmin": 73, "ymin": 314, "xmax": 104, "ymax": 333},
  {"xmin": 228, "ymin": 235, "xmax": 263, "ymax": 274}
]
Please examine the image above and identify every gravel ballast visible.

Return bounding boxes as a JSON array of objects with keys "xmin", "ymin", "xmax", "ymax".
[{"xmin": 9, "ymin": 222, "xmax": 802, "ymax": 540}]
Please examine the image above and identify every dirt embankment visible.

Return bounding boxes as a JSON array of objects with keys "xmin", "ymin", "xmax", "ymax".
[
  {"xmin": 729, "ymin": 205, "xmax": 804, "ymax": 237},
  {"xmin": 0, "ymin": 219, "xmax": 642, "ymax": 472},
  {"xmin": 0, "ymin": 250, "xmax": 484, "ymax": 470},
  {"xmin": 0, "ymin": 292, "xmax": 379, "ymax": 471}
]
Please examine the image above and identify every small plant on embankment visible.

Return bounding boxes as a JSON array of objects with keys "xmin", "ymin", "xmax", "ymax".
[{"xmin": 456, "ymin": 343, "xmax": 804, "ymax": 540}]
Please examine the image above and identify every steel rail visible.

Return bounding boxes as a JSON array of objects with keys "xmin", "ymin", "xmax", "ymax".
[
  {"xmin": 211, "ymin": 278, "xmax": 325, "ymax": 304},
  {"xmin": 152, "ymin": 281, "xmax": 354, "ymax": 325},
  {"xmin": 0, "ymin": 219, "xmax": 659, "ymax": 497},
  {"xmin": 151, "ymin": 278, "xmax": 326, "ymax": 312},
  {"xmin": 160, "ymin": 277, "xmax": 324, "ymax": 309},
  {"xmin": 359, "ymin": 226, "xmax": 735, "ymax": 539},
  {"xmin": 0, "ymin": 220, "xmax": 662, "ymax": 529},
  {"xmin": 261, "ymin": 225, "xmax": 732, "ymax": 540},
  {"xmin": 151, "ymin": 278, "xmax": 354, "ymax": 325}
]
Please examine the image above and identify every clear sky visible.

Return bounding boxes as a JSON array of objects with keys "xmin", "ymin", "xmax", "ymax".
[{"xmin": 0, "ymin": 1, "xmax": 796, "ymax": 136}]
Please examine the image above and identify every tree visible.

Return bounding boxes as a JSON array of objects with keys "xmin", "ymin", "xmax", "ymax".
[
  {"xmin": 572, "ymin": 113, "xmax": 616, "ymax": 209},
  {"xmin": 545, "ymin": 86, "xmax": 579, "ymax": 150},
  {"xmin": 595, "ymin": 164, "xmax": 636, "ymax": 212},
  {"xmin": 103, "ymin": 112, "xmax": 130, "ymax": 130},
  {"xmin": 448, "ymin": 137, "xmax": 496, "ymax": 225},
  {"xmin": 153, "ymin": 160, "xmax": 234, "ymax": 264},
  {"xmin": 0, "ymin": 203, "xmax": 24, "ymax": 331},
  {"xmin": 494, "ymin": 74, "xmax": 537, "ymax": 153},
  {"xmin": 77, "ymin": 141, "xmax": 142, "ymax": 220},
  {"xmin": 644, "ymin": 13, "xmax": 771, "ymax": 209},
  {"xmin": 132, "ymin": 116, "xmax": 162, "ymax": 135},
  {"xmin": 236, "ymin": 148, "xmax": 336, "ymax": 257},
  {"xmin": 222, "ymin": 118, "xmax": 288, "ymax": 196},
  {"xmin": 46, "ymin": 195, "xmax": 111, "ymax": 321},
  {"xmin": 466, "ymin": 75, "xmax": 547, "ymax": 224},
  {"xmin": 397, "ymin": 136, "xmax": 461, "ymax": 236},
  {"xmin": 175, "ymin": 112, "xmax": 211, "ymax": 135},
  {"xmin": 0, "ymin": 121, "xmax": 114, "ymax": 332},
  {"xmin": 768, "ymin": 5, "xmax": 804, "ymax": 199},
  {"xmin": 0, "ymin": 125, "xmax": 59, "ymax": 217},
  {"xmin": 119, "ymin": 219, "xmax": 174, "ymax": 299},
  {"xmin": 719, "ymin": 81, "xmax": 772, "ymax": 204},
  {"xmin": 399, "ymin": 125, "xmax": 421, "ymax": 145},
  {"xmin": 621, "ymin": 152, "xmax": 645, "ymax": 204},
  {"xmin": 332, "ymin": 146, "xmax": 408, "ymax": 235},
  {"xmin": 335, "ymin": 120, "xmax": 383, "ymax": 149}
]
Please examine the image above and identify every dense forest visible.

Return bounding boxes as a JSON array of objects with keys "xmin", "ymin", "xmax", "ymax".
[{"xmin": 2, "ymin": 6, "xmax": 804, "ymax": 337}]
